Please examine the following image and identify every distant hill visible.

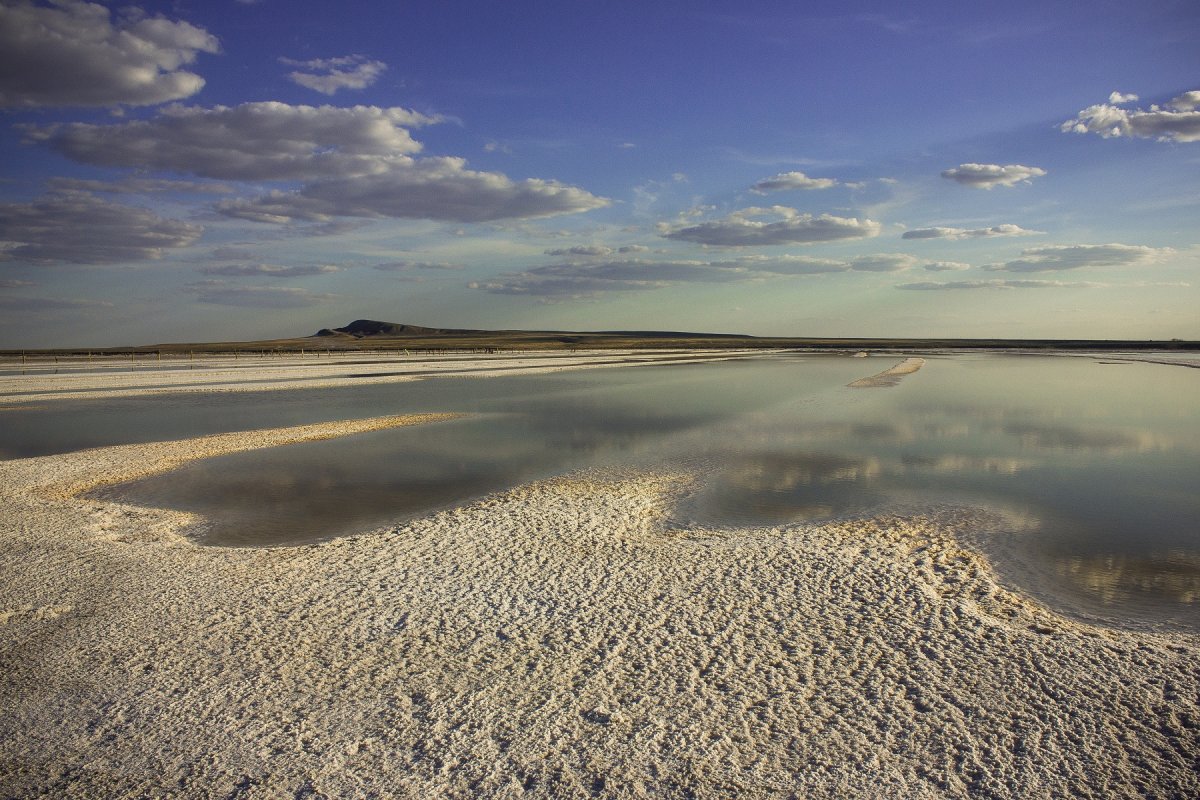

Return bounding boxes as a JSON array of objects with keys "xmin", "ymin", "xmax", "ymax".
[
  {"xmin": 312, "ymin": 319, "xmax": 753, "ymax": 340},
  {"xmin": 313, "ymin": 320, "xmax": 485, "ymax": 338},
  {"xmin": 6, "ymin": 318, "xmax": 1197, "ymax": 354}
]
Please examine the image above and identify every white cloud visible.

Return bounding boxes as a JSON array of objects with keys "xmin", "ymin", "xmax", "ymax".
[
  {"xmin": 184, "ymin": 281, "xmax": 336, "ymax": 308},
  {"xmin": 25, "ymin": 102, "xmax": 438, "ymax": 181},
  {"xmin": 985, "ymin": 243, "xmax": 1170, "ymax": 273},
  {"xmin": 0, "ymin": 295, "xmax": 114, "ymax": 310},
  {"xmin": 533, "ymin": 260, "xmax": 749, "ymax": 283},
  {"xmin": 660, "ymin": 206, "xmax": 881, "ymax": 246},
  {"xmin": 0, "ymin": 0, "xmax": 219, "ymax": 108},
  {"xmin": 1109, "ymin": 91, "xmax": 1139, "ymax": 104},
  {"xmin": 26, "ymin": 101, "xmax": 608, "ymax": 224},
  {"xmin": 215, "ymin": 157, "xmax": 609, "ymax": 223},
  {"xmin": 0, "ymin": 194, "xmax": 202, "ymax": 264},
  {"xmin": 282, "ymin": 55, "xmax": 386, "ymax": 95},
  {"xmin": 749, "ymin": 171, "xmax": 838, "ymax": 194},
  {"xmin": 207, "ymin": 247, "xmax": 258, "ymax": 261},
  {"xmin": 288, "ymin": 220, "xmax": 373, "ymax": 238},
  {"xmin": 923, "ymin": 261, "xmax": 971, "ymax": 272},
  {"xmin": 737, "ymin": 253, "xmax": 930, "ymax": 275},
  {"xmin": 733, "ymin": 254, "xmax": 848, "ymax": 275},
  {"xmin": 199, "ymin": 263, "xmax": 340, "ymax": 278},
  {"xmin": 1170, "ymin": 91, "xmax": 1200, "ymax": 111},
  {"xmin": 902, "ymin": 224, "xmax": 1042, "ymax": 240},
  {"xmin": 1061, "ymin": 90, "xmax": 1200, "ymax": 142},
  {"xmin": 46, "ymin": 177, "xmax": 235, "ymax": 195},
  {"xmin": 372, "ymin": 261, "xmax": 463, "ymax": 271},
  {"xmin": 470, "ymin": 249, "xmax": 937, "ymax": 299},
  {"xmin": 940, "ymin": 163, "xmax": 1047, "ymax": 189},
  {"xmin": 544, "ymin": 245, "xmax": 614, "ymax": 257},
  {"xmin": 898, "ymin": 279, "xmax": 1106, "ymax": 290},
  {"xmin": 847, "ymin": 253, "xmax": 920, "ymax": 272},
  {"xmin": 469, "ymin": 258, "xmax": 747, "ymax": 297}
]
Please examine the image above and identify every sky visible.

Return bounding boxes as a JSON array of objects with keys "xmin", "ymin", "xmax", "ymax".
[{"xmin": 0, "ymin": 0, "xmax": 1197, "ymax": 347}]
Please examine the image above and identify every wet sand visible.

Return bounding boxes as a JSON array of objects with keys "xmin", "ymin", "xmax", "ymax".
[{"xmin": 1, "ymin": 359, "xmax": 1197, "ymax": 798}]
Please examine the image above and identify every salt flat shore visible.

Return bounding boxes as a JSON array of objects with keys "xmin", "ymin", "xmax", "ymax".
[
  {"xmin": 0, "ymin": 349, "xmax": 770, "ymax": 404},
  {"xmin": 847, "ymin": 357, "xmax": 926, "ymax": 388},
  {"xmin": 1, "ymin": 404, "xmax": 1196, "ymax": 798}
]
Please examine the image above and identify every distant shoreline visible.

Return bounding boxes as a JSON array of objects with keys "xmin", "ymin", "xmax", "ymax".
[{"xmin": 2, "ymin": 334, "xmax": 1197, "ymax": 357}]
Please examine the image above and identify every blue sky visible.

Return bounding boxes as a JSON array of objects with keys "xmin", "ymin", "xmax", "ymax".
[{"xmin": 1, "ymin": 0, "xmax": 1197, "ymax": 347}]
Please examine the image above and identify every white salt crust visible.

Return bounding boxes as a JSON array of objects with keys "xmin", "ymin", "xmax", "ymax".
[
  {"xmin": 0, "ymin": 411, "xmax": 1196, "ymax": 798},
  {"xmin": 0, "ymin": 349, "xmax": 772, "ymax": 404}
]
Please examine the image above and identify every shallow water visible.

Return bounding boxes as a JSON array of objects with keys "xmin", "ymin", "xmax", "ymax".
[{"xmin": 12, "ymin": 353, "xmax": 1199, "ymax": 630}]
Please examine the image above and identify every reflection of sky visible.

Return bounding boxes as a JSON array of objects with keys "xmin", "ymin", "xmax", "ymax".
[{"xmin": 70, "ymin": 354, "xmax": 1200, "ymax": 627}]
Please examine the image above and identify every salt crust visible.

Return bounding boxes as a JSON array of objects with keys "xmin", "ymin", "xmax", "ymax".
[
  {"xmin": 847, "ymin": 358, "xmax": 926, "ymax": 388},
  {"xmin": 1, "ymin": 418, "xmax": 1197, "ymax": 798},
  {"xmin": 0, "ymin": 349, "xmax": 768, "ymax": 404}
]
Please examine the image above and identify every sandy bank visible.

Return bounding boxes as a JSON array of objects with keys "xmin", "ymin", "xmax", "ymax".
[
  {"xmin": 0, "ymin": 420, "xmax": 1196, "ymax": 797},
  {"xmin": 847, "ymin": 357, "xmax": 926, "ymax": 388}
]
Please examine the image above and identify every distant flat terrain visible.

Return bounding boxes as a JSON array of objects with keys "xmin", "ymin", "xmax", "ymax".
[{"xmin": 2, "ymin": 318, "xmax": 1197, "ymax": 355}]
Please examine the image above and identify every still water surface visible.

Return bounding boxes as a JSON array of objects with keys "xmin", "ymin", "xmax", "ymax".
[{"xmin": 4, "ymin": 354, "xmax": 1196, "ymax": 630}]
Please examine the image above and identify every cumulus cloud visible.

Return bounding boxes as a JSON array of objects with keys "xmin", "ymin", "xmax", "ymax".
[
  {"xmin": 1061, "ymin": 89, "xmax": 1200, "ymax": 142},
  {"xmin": 25, "ymin": 101, "xmax": 609, "ymax": 223},
  {"xmin": 46, "ymin": 177, "xmax": 235, "ymax": 195},
  {"xmin": 0, "ymin": 295, "xmax": 113, "ymax": 310},
  {"xmin": 288, "ymin": 220, "xmax": 372, "ymax": 238},
  {"xmin": 372, "ymin": 261, "xmax": 463, "ymax": 271},
  {"xmin": 733, "ymin": 254, "xmax": 848, "ymax": 275},
  {"xmin": 847, "ymin": 253, "xmax": 919, "ymax": 272},
  {"xmin": 199, "ymin": 263, "xmax": 340, "ymax": 278},
  {"xmin": 941, "ymin": 163, "xmax": 1047, "ymax": 189},
  {"xmin": 282, "ymin": 55, "xmax": 386, "ymax": 95},
  {"xmin": 0, "ymin": 0, "xmax": 219, "ymax": 108},
  {"xmin": 660, "ymin": 206, "xmax": 881, "ymax": 246},
  {"xmin": 924, "ymin": 261, "xmax": 971, "ymax": 272},
  {"xmin": 1172, "ymin": 91, "xmax": 1200, "ymax": 111},
  {"xmin": 215, "ymin": 158, "xmax": 609, "ymax": 223},
  {"xmin": 540, "ymin": 244, "xmax": 652, "ymax": 258},
  {"xmin": 749, "ymin": 171, "xmax": 838, "ymax": 194},
  {"xmin": 902, "ymin": 224, "xmax": 1041, "ymax": 240},
  {"xmin": 25, "ymin": 102, "xmax": 439, "ymax": 181},
  {"xmin": 184, "ymin": 281, "xmax": 336, "ymax": 308},
  {"xmin": 0, "ymin": 194, "xmax": 202, "ymax": 264},
  {"xmin": 985, "ymin": 243, "xmax": 1170, "ymax": 273},
  {"xmin": 734, "ymin": 253, "xmax": 926, "ymax": 275},
  {"xmin": 897, "ymin": 279, "xmax": 1106, "ymax": 290},
  {"xmin": 469, "ymin": 275, "xmax": 660, "ymax": 298},
  {"xmin": 470, "ymin": 250, "xmax": 935, "ymax": 298},
  {"xmin": 469, "ymin": 259, "xmax": 748, "ymax": 297},
  {"xmin": 206, "ymin": 247, "xmax": 257, "ymax": 261},
  {"xmin": 544, "ymin": 245, "xmax": 614, "ymax": 257}
]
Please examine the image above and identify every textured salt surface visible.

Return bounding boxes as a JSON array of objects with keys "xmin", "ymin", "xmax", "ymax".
[
  {"xmin": 0, "ymin": 349, "xmax": 767, "ymax": 404},
  {"xmin": 847, "ymin": 357, "xmax": 926, "ymax": 388},
  {"xmin": 0, "ymin": 416, "xmax": 1196, "ymax": 798}
]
